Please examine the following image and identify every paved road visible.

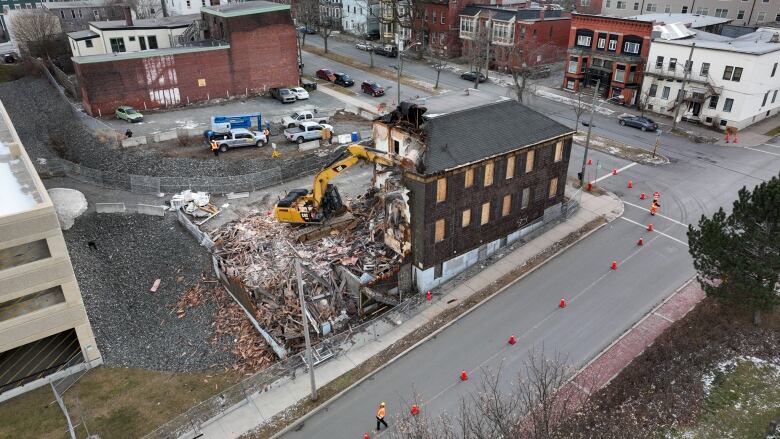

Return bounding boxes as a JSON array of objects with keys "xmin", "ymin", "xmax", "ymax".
[{"xmin": 276, "ymin": 37, "xmax": 780, "ymax": 438}]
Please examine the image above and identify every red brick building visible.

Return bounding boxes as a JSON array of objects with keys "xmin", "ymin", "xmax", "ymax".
[
  {"xmin": 73, "ymin": 1, "xmax": 298, "ymax": 116},
  {"xmin": 562, "ymin": 14, "xmax": 653, "ymax": 105},
  {"xmin": 573, "ymin": 0, "xmax": 603, "ymax": 15},
  {"xmin": 413, "ymin": 0, "xmax": 489, "ymax": 59},
  {"xmin": 459, "ymin": 7, "xmax": 570, "ymax": 69}
]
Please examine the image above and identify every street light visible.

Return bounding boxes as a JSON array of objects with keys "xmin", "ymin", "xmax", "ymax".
[
  {"xmin": 390, "ymin": 42, "xmax": 421, "ymax": 105},
  {"xmin": 579, "ymin": 79, "xmax": 624, "ymax": 188}
]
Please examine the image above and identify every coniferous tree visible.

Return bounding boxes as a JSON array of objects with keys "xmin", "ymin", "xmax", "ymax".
[{"xmin": 688, "ymin": 173, "xmax": 780, "ymax": 324}]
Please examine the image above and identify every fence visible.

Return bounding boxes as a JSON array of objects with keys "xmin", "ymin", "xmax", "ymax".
[{"xmin": 41, "ymin": 152, "xmax": 339, "ymax": 195}]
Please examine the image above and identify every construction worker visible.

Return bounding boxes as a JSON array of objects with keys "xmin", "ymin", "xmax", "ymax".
[
  {"xmin": 211, "ymin": 140, "xmax": 219, "ymax": 157},
  {"xmin": 262, "ymin": 126, "xmax": 270, "ymax": 137},
  {"xmin": 376, "ymin": 401, "xmax": 388, "ymax": 431},
  {"xmin": 125, "ymin": 128, "xmax": 133, "ymax": 138},
  {"xmin": 650, "ymin": 200, "xmax": 659, "ymax": 216},
  {"xmin": 322, "ymin": 127, "xmax": 332, "ymax": 146}
]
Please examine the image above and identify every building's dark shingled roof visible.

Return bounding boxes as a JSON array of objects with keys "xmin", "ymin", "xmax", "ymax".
[{"xmin": 420, "ymin": 100, "xmax": 572, "ymax": 175}]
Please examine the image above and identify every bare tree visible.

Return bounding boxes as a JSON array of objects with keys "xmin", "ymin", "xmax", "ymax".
[
  {"xmin": 494, "ymin": 37, "xmax": 563, "ymax": 103},
  {"xmin": 10, "ymin": 9, "xmax": 62, "ymax": 58},
  {"xmin": 462, "ymin": 15, "xmax": 493, "ymax": 90},
  {"xmin": 316, "ymin": 6, "xmax": 342, "ymax": 54},
  {"xmin": 571, "ymin": 89, "xmax": 590, "ymax": 134},
  {"xmin": 428, "ymin": 47, "xmax": 447, "ymax": 89},
  {"xmin": 376, "ymin": 0, "xmax": 425, "ymax": 56},
  {"xmin": 292, "ymin": 0, "xmax": 319, "ymax": 76},
  {"xmin": 637, "ymin": 78, "xmax": 656, "ymax": 117},
  {"xmin": 121, "ymin": 0, "xmax": 163, "ymax": 19}
]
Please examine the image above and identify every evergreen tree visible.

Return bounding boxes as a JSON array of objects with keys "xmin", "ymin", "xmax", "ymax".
[{"xmin": 687, "ymin": 173, "xmax": 780, "ymax": 324}]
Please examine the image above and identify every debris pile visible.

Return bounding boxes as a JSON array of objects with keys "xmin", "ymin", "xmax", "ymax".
[
  {"xmin": 170, "ymin": 190, "xmax": 219, "ymax": 218},
  {"xmin": 175, "ymin": 280, "xmax": 209, "ymax": 318},
  {"xmin": 212, "ymin": 287, "xmax": 274, "ymax": 373},
  {"xmin": 210, "ymin": 193, "xmax": 402, "ymax": 367}
]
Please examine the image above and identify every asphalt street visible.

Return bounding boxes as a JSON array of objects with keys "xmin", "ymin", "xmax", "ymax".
[{"xmin": 277, "ymin": 35, "xmax": 780, "ymax": 439}]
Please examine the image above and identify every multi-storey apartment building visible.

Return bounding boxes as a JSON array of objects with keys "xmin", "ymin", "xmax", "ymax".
[
  {"xmin": 341, "ymin": 0, "xmax": 379, "ymax": 36},
  {"xmin": 600, "ymin": 0, "xmax": 780, "ymax": 27},
  {"xmin": 0, "ymin": 100, "xmax": 101, "ymax": 401},
  {"xmin": 641, "ymin": 26, "xmax": 780, "ymax": 130},
  {"xmin": 563, "ymin": 13, "xmax": 653, "ymax": 105}
]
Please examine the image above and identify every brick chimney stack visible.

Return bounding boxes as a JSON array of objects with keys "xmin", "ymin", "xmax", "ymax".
[{"xmin": 123, "ymin": 6, "xmax": 133, "ymax": 26}]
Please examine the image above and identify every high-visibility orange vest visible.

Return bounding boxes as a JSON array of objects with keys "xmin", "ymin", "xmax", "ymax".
[
  {"xmin": 211, "ymin": 141, "xmax": 218, "ymax": 151},
  {"xmin": 377, "ymin": 406, "xmax": 385, "ymax": 418},
  {"xmin": 650, "ymin": 204, "xmax": 658, "ymax": 214}
]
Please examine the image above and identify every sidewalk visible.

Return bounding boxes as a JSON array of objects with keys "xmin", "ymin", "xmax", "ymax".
[{"xmin": 188, "ymin": 188, "xmax": 623, "ymax": 439}]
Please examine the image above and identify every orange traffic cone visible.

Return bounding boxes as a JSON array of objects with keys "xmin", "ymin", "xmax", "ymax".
[
  {"xmin": 426, "ymin": 291, "xmax": 432, "ymax": 301},
  {"xmin": 611, "ymin": 260, "xmax": 618, "ymax": 270},
  {"xmin": 733, "ymin": 134, "xmax": 738, "ymax": 144},
  {"xmin": 411, "ymin": 404, "xmax": 419, "ymax": 415},
  {"xmin": 647, "ymin": 223, "xmax": 654, "ymax": 231},
  {"xmin": 637, "ymin": 237, "xmax": 644, "ymax": 246},
  {"xmin": 612, "ymin": 168, "xmax": 618, "ymax": 175},
  {"xmin": 640, "ymin": 192, "xmax": 646, "ymax": 200},
  {"xmin": 587, "ymin": 158, "xmax": 593, "ymax": 165},
  {"xmin": 460, "ymin": 370, "xmax": 468, "ymax": 381},
  {"xmin": 559, "ymin": 298, "xmax": 567, "ymax": 308},
  {"xmin": 364, "ymin": 433, "xmax": 370, "ymax": 439},
  {"xmin": 508, "ymin": 335, "xmax": 517, "ymax": 345},
  {"xmin": 627, "ymin": 180, "xmax": 633, "ymax": 188},
  {"xmin": 587, "ymin": 182, "xmax": 593, "ymax": 191}
]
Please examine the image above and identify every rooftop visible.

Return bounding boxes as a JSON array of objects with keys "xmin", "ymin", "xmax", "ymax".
[
  {"xmin": 67, "ymin": 30, "xmax": 99, "ymax": 40},
  {"xmin": 72, "ymin": 41, "xmax": 229, "ymax": 64},
  {"xmin": 657, "ymin": 27, "xmax": 780, "ymax": 54},
  {"xmin": 0, "ymin": 100, "xmax": 46, "ymax": 218},
  {"xmin": 89, "ymin": 14, "xmax": 197, "ymax": 30},
  {"xmin": 202, "ymin": 0, "xmax": 290, "ymax": 17},
  {"xmin": 628, "ymin": 12, "xmax": 732, "ymax": 28},
  {"xmin": 383, "ymin": 90, "xmax": 572, "ymax": 175},
  {"xmin": 42, "ymin": 1, "xmax": 129, "ymax": 9},
  {"xmin": 460, "ymin": 5, "xmax": 563, "ymax": 21}
]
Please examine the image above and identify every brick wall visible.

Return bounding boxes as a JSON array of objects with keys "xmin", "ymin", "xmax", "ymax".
[
  {"xmin": 75, "ymin": 48, "xmax": 234, "ymax": 116},
  {"xmin": 406, "ymin": 136, "xmax": 572, "ymax": 270}
]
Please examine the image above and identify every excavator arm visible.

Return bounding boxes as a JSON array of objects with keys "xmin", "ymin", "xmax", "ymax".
[{"xmin": 311, "ymin": 145, "xmax": 404, "ymax": 203}]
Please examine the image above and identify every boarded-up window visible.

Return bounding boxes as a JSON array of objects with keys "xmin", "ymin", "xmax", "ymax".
[
  {"xmin": 521, "ymin": 187, "xmax": 530, "ymax": 209},
  {"xmin": 464, "ymin": 168, "xmax": 474, "ymax": 188},
  {"xmin": 484, "ymin": 161, "xmax": 494, "ymax": 187},
  {"xmin": 554, "ymin": 140, "xmax": 563, "ymax": 162},
  {"xmin": 506, "ymin": 155, "xmax": 515, "ymax": 179},
  {"xmin": 435, "ymin": 219, "xmax": 445, "ymax": 242},
  {"xmin": 549, "ymin": 177, "xmax": 559, "ymax": 198},
  {"xmin": 462, "ymin": 209, "xmax": 471, "ymax": 227},
  {"xmin": 481, "ymin": 202, "xmax": 491, "ymax": 225},
  {"xmin": 525, "ymin": 149, "xmax": 535, "ymax": 173},
  {"xmin": 436, "ymin": 177, "xmax": 447, "ymax": 202},
  {"xmin": 502, "ymin": 194, "xmax": 512, "ymax": 216}
]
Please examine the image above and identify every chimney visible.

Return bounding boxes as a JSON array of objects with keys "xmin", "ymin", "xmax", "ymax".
[
  {"xmin": 123, "ymin": 6, "xmax": 133, "ymax": 27},
  {"xmin": 772, "ymin": 32, "xmax": 780, "ymax": 43}
]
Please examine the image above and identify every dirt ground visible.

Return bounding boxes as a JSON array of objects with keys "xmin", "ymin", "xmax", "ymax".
[{"xmin": 556, "ymin": 299, "xmax": 780, "ymax": 438}]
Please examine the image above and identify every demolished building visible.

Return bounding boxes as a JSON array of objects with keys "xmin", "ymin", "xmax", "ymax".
[{"xmin": 373, "ymin": 90, "xmax": 575, "ymax": 293}]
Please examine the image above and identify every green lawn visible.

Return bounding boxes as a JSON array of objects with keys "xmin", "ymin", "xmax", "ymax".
[
  {"xmin": 672, "ymin": 357, "xmax": 780, "ymax": 438},
  {"xmin": 0, "ymin": 367, "xmax": 241, "ymax": 439}
]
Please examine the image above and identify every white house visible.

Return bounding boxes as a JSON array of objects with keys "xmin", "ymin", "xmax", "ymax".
[
  {"xmin": 341, "ymin": 0, "xmax": 379, "ymax": 36},
  {"xmin": 67, "ymin": 13, "xmax": 196, "ymax": 56},
  {"xmin": 163, "ymin": 0, "xmax": 236, "ymax": 16},
  {"xmin": 641, "ymin": 26, "xmax": 780, "ymax": 130}
]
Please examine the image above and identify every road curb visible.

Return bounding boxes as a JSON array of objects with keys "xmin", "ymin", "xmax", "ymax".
[{"xmin": 269, "ymin": 195, "xmax": 622, "ymax": 439}]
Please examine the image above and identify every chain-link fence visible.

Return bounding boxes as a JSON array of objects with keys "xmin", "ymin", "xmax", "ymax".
[{"xmin": 41, "ymin": 153, "xmax": 339, "ymax": 195}]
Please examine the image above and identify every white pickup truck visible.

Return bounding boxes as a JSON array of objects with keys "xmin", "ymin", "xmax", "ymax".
[
  {"xmin": 284, "ymin": 122, "xmax": 334, "ymax": 144},
  {"xmin": 280, "ymin": 110, "xmax": 329, "ymax": 128}
]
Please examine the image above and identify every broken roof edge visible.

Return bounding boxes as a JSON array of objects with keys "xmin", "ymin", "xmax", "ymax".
[{"xmin": 405, "ymin": 130, "xmax": 576, "ymax": 179}]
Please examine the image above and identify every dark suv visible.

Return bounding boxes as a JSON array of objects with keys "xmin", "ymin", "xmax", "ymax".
[
  {"xmin": 333, "ymin": 73, "xmax": 355, "ymax": 87},
  {"xmin": 374, "ymin": 45, "xmax": 398, "ymax": 57},
  {"xmin": 361, "ymin": 81, "xmax": 384, "ymax": 97}
]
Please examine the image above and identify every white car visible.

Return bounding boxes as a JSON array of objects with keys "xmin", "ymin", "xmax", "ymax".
[
  {"xmin": 291, "ymin": 87, "xmax": 309, "ymax": 100},
  {"xmin": 355, "ymin": 42, "xmax": 374, "ymax": 51}
]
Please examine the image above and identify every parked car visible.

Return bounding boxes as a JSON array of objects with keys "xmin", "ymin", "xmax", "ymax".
[
  {"xmin": 355, "ymin": 42, "xmax": 374, "ymax": 51},
  {"xmin": 290, "ymin": 87, "xmax": 310, "ymax": 100},
  {"xmin": 297, "ymin": 26, "xmax": 316, "ymax": 35},
  {"xmin": 333, "ymin": 72, "xmax": 355, "ymax": 87},
  {"xmin": 210, "ymin": 128, "xmax": 267, "ymax": 152},
  {"xmin": 374, "ymin": 45, "xmax": 398, "ymax": 57},
  {"xmin": 115, "ymin": 106, "xmax": 144, "ymax": 123},
  {"xmin": 270, "ymin": 87, "xmax": 296, "ymax": 103},
  {"xmin": 361, "ymin": 81, "xmax": 384, "ymax": 97},
  {"xmin": 363, "ymin": 30, "xmax": 381, "ymax": 40},
  {"xmin": 316, "ymin": 68, "xmax": 336, "ymax": 82},
  {"xmin": 460, "ymin": 71, "xmax": 486, "ymax": 83},
  {"xmin": 618, "ymin": 114, "xmax": 658, "ymax": 131},
  {"xmin": 284, "ymin": 121, "xmax": 334, "ymax": 144},
  {"xmin": 281, "ymin": 109, "xmax": 329, "ymax": 128}
]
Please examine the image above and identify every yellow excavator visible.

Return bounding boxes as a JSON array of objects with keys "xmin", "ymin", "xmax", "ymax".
[{"xmin": 274, "ymin": 144, "xmax": 408, "ymax": 241}]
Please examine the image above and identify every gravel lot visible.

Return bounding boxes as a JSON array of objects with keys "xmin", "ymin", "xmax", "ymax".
[
  {"xmin": 0, "ymin": 77, "xmax": 371, "ymax": 177},
  {"xmin": 65, "ymin": 213, "xmax": 233, "ymax": 371}
]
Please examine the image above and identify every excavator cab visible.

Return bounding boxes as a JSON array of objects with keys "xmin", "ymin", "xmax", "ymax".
[{"xmin": 274, "ymin": 184, "xmax": 345, "ymax": 224}]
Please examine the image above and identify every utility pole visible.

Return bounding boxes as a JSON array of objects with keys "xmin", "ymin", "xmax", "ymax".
[
  {"xmin": 672, "ymin": 43, "xmax": 695, "ymax": 131},
  {"xmin": 579, "ymin": 78, "xmax": 600, "ymax": 188},
  {"xmin": 295, "ymin": 258, "xmax": 317, "ymax": 401}
]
